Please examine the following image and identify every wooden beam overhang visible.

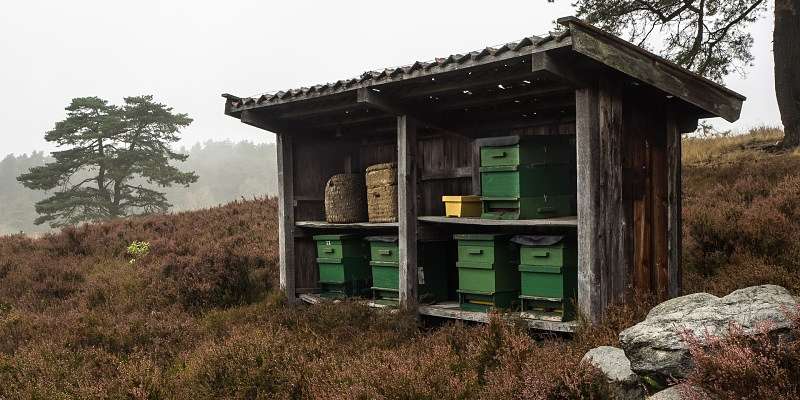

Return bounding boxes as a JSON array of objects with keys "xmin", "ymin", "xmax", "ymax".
[
  {"xmin": 240, "ymin": 109, "xmax": 295, "ymax": 134},
  {"xmin": 558, "ymin": 16, "xmax": 745, "ymax": 122},
  {"xmin": 532, "ymin": 50, "xmax": 594, "ymax": 88}
]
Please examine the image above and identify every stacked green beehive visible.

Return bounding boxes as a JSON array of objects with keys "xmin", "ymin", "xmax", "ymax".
[
  {"xmin": 477, "ymin": 135, "xmax": 576, "ymax": 220},
  {"xmin": 366, "ymin": 236, "xmax": 449, "ymax": 306},
  {"xmin": 512, "ymin": 235, "xmax": 577, "ymax": 321},
  {"xmin": 454, "ymin": 234, "xmax": 519, "ymax": 311},
  {"xmin": 313, "ymin": 234, "xmax": 370, "ymax": 298}
]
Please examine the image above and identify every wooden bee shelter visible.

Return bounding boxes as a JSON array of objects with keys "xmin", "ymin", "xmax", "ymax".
[{"xmin": 222, "ymin": 17, "xmax": 745, "ymax": 331}]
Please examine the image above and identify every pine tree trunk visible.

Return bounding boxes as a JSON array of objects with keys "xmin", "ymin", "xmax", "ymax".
[{"xmin": 775, "ymin": 0, "xmax": 800, "ymax": 147}]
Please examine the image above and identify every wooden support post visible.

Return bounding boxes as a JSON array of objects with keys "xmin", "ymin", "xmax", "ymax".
[
  {"xmin": 575, "ymin": 79, "xmax": 626, "ymax": 323},
  {"xmin": 276, "ymin": 133, "xmax": 296, "ymax": 302},
  {"xmin": 397, "ymin": 115, "xmax": 418, "ymax": 310},
  {"xmin": 576, "ymin": 85, "xmax": 601, "ymax": 322},
  {"xmin": 666, "ymin": 109, "xmax": 683, "ymax": 298}
]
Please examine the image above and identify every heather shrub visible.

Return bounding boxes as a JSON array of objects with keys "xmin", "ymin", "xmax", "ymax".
[
  {"xmin": 161, "ymin": 240, "xmax": 256, "ymax": 311},
  {"xmin": 680, "ymin": 310, "xmax": 800, "ymax": 400},
  {"xmin": 479, "ymin": 319, "xmax": 611, "ymax": 400},
  {"xmin": 3, "ymin": 131, "xmax": 800, "ymax": 400},
  {"xmin": 683, "ymin": 136, "xmax": 800, "ymax": 295},
  {"xmin": 324, "ymin": 324, "xmax": 482, "ymax": 400},
  {"xmin": 173, "ymin": 326, "xmax": 317, "ymax": 399},
  {"xmin": 0, "ymin": 343, "xmax": 165, "ymax": 400}
]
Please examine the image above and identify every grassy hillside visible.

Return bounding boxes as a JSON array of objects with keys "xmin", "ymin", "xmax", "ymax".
[
  {"xmin": 681, "ymin": 127, "xmax": 800, "ymax": 296},
  {"xmin": 0, "ymin": 128, "xmax": 798, "ymax": 399}
]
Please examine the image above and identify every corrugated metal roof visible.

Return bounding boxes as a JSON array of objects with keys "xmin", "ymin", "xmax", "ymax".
[{"xmin": 224, "ymin": 30, "xmax": 571, "ymax": 111}]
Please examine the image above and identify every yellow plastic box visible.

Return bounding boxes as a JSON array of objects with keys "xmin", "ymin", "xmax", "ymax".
[{"xmin": 442, "ymin": 195, "xmax": 482, "ymax": 217}]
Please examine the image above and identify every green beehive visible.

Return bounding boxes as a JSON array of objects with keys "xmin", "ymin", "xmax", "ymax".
[
  {"xmin": 477, "ymin": 135, "xmax": 576, "ymax": 220},
  {"xmin": 479, "ymin": 135, "xmax": 574, "ymax": 167},
  {"xmin": 454, "ymin": 234, "xmax": 519, "ymax": 312},
  {"xmin": 512, "ymin": 235, "xmax": 577, "ymax": 321},
  {"xmin": 480, "ymin": 164, "xmax": 573, "ymax": 198},
  {"xmin": 366, "ymin": 236, "xmax": 449, "ymax": 306},
  {"xmin": 313, "ymin": 234, "xmax": 370, "ymax": 298}
]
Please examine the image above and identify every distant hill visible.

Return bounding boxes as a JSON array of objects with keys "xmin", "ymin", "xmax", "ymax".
[{"xmin": 0, "ymin": 140, "xmax": 277, "ymax": 235}]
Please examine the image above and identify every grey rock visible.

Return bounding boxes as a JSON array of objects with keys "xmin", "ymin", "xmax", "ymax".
[
  {"xmin": 647, "ymin": 384, "xmax": 704, "ymax": 400},
  {"xmin": 582, "ymin": 346, "xmax": 645, "ymax": 400},
  {"xmin": 620, "ymin": 285, "xmax": 797, "ymax": 380}
]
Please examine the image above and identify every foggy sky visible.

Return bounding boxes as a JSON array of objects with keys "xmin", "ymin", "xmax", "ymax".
[{"xmin": 0, "ymin": 1, "xmax": 780, "ymax": 156}]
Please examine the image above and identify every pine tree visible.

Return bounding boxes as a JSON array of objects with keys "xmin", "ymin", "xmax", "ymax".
[{"xmin": 17, "ymin": 96, "xmax": 197, "ymax": 227}]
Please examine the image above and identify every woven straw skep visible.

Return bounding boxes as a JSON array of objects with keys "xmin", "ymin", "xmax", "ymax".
[
  {"xmin": 365, "ymin": 163, "xmax": 398, "ymax": 223},
  {"xmin": 365, "ymin": 163, "xmax": 397, "ymax": 188},
  {"xmin": 324, "ymin": 173, "xmax": 367, "ymax": 223}
]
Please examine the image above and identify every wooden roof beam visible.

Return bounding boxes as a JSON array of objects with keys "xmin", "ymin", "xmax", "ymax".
[
  {"xmin": 393, "ymin": 69, "xmax": 545, "ymax": 99},
  {"xmin": 240, "ymin": 109, "xmax": 315, "ymax": 135},
  {"xmin": 423, "ymin": 83, "xmax": 573, "ymax": 112},
  {"xmin": 357, "ymin": 88, "xmax": 467, "ymax": 137},
  {"xmin": 276, "ymin": 102, "xmax": 361, "ymax": 120}
]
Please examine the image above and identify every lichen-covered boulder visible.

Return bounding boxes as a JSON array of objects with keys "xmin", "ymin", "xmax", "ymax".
[
  {"xmin": 647, "ymin": 384, "xmax": 696, "ymax": 400},
  {"xmin": 582, "ymin": 346, "xmax": 645, "ymax": 400},
  {"xmin": 620, "ymin": 285, "xmax": 797, "ymax": 381}
]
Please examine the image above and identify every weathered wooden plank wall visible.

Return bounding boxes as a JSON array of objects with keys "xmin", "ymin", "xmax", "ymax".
[
  {"xmin": 360, "ymin": 137, "xmax": 397, "ymax": 168},
  {"xmin": 666, "ymin": 107, "xmax": 683, "ymax": 298},
  {"xmin": 575, "ymin": 78, "xmax": 628, "ymax": 322},
  {"xmin": 622, "ymin": 91, "xmax": 671, "ymax": 301},
  {"xmin": 418, "ymin": 133, "xmax": 473, "ymax": 216},
  {"xmin": 292, "ymin": 136, "xmax": 338, "ymax": 291},
  {"xmin": 624, "ymin": 91, "xmax": 652, "ymax": 297},
  {"xmin": 577, "ymin": 80, "xmax": 678, "ymax": 321}
]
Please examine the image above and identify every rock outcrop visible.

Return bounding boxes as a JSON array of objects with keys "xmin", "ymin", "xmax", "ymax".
[
  {"xmin": 582, "ymin": 346, "xmax": 645, "ymax": 400},
  {"xmin": 647, "ymin": 384, "xmax": 697, "ymax": 400},
  {"xmin": 619, "ymin": 284, "xmax": 798, "ymax": 380}
]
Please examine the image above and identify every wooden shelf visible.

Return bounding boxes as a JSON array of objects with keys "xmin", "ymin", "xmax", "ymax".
[
  {"xmin": 298, "ymin": 295, "xmax": 577, "ymax": 333},
  {"xmin": 418, "ymin": 216, "xmax": 578, "ymax": 227},
  {"xmin": 295, "ymin": 220, "xmax": 398, "ymax": 229},
  {"xmin": 418, "ymin": 302, "xmax": 578, "ymax": 333}
]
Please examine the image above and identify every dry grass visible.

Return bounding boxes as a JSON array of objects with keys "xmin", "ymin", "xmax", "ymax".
[
  {"xmin": 682, "ymin": 126, "xmax": 786, "ymax": 166},
  {"xmin": 1, "ymin": 127, "xmax": 799, "ymax": 399}
]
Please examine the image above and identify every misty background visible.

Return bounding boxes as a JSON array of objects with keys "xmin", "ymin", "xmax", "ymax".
[
  {"xmin": 0, "ymin": 1, "xmax": 781, "ymax": 234},
  {"xmin": 0, "ymin": 142, "xmax": 277, "ymax": 234}
]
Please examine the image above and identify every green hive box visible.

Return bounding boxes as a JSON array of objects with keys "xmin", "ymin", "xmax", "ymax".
[
  {"xmin": 313, "ymin": 234, "xmax": 370, "ymax": 298},
  {"xmin": 481, "ymin": 196, "xmax": 574, "ymax": 220},
  {"xmin": 365, "ymin": 236, "xmax": 448, "ymax": 305},
  {"xmin": 479, "ymin": 135, "xmax": 574, "ymax": 167},
  {"xmin": 511, "ymin": 235, "xmax": 577, "ymax": 321},
  {"xmin": 454, "ymin": 234, "xmax": 519, "ymax": 312},
  {"xmin": 480, "ymin": 164, "xmax": 574, "ymax": 198},
  {"xmin": 477, "ymin": 135, "xmax": 576, "ymax": 220}
]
